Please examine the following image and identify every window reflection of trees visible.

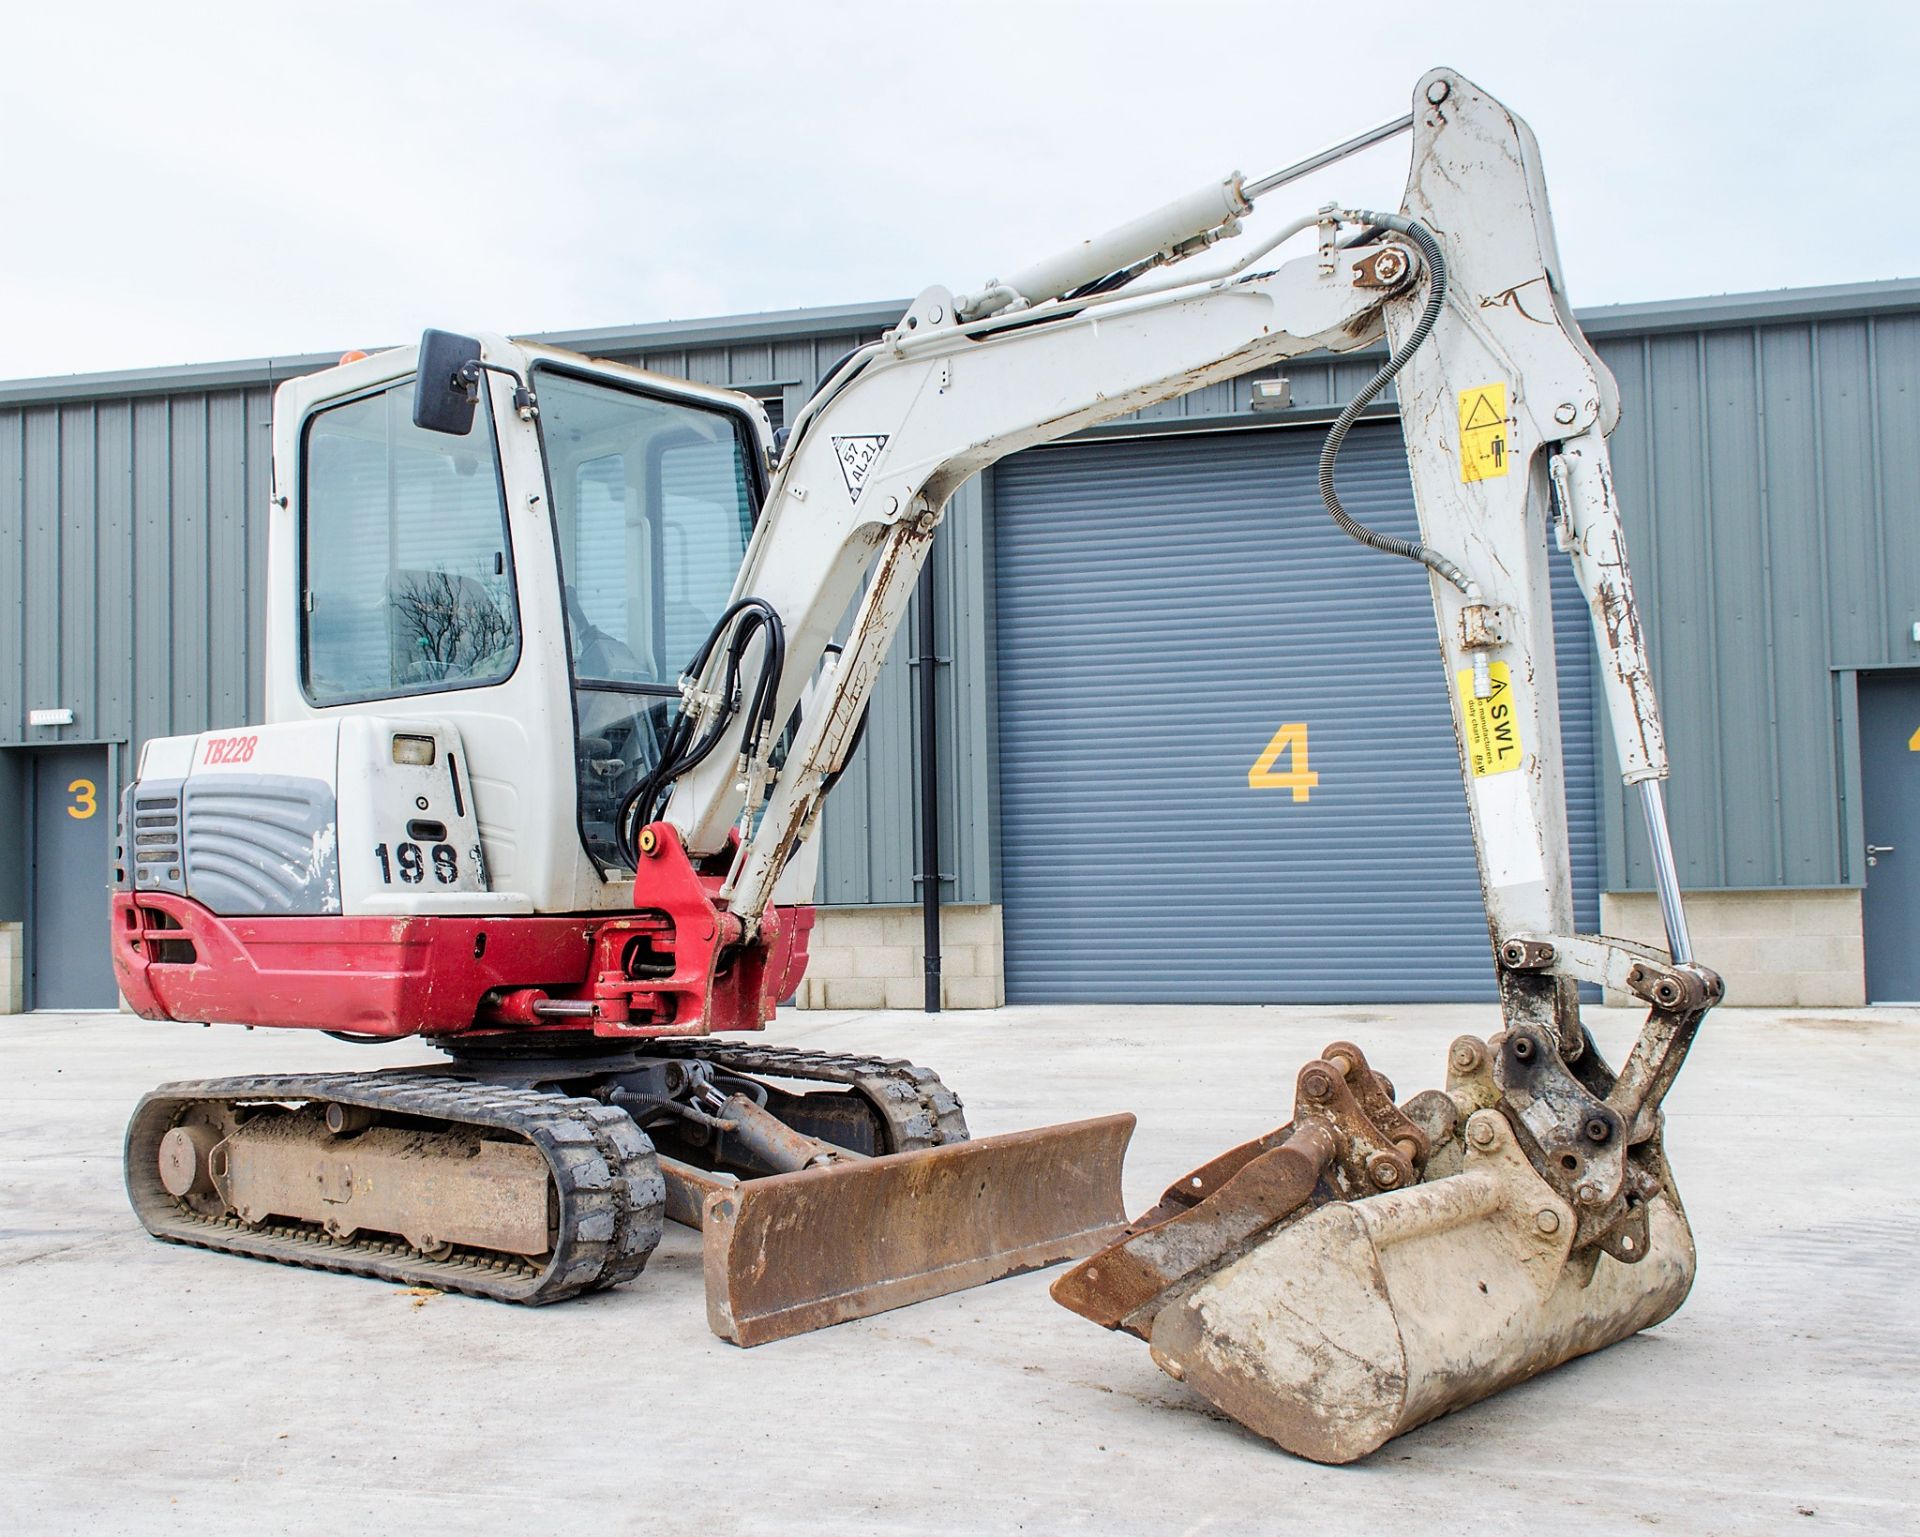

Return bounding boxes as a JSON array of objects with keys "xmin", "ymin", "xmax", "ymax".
[{"xmin": 388, "ymin": 567, "xmax": 516, "ymax": 685}]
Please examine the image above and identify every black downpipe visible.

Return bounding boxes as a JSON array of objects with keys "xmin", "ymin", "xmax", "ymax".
[{"xmin": 915, "ymin": 562, "xmax": 942, "ymax": 1013}]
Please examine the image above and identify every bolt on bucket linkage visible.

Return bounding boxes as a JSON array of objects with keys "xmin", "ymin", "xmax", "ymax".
[{"xmin": 1055, "ymin": 959, "xmax": 1721, "ymax": 1463}]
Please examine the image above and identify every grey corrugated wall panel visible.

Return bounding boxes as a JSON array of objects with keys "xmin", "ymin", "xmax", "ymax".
[
  {"xmin": 1592, "ymin": 307, "xmax": 1920, "ymax": 893},
  {"xmin": 0, "ymin": 750, "xmax": 23, "ymax": 920},
  {"xmin": 0, "ymin": 412, "xmax": 25, "ymax": 792},
  {"xmin": 990, "ymin": 423, "xmax": 1597, "ymax": 1003},
  {"xmin": 0, "ymin": 386, "xmax": 276, "ymax": 770}
]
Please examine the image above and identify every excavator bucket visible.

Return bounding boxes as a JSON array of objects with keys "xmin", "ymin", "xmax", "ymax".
[
  {"xmin": 675, "ymin": 1114, "xmax": 1136, "ymax": 1346},
  {"xmin": 1057, "ymin": 1018, "xmax": 1709, "ymax": 1462},
  {"xmin": 1146, "ymin": 1108, "xmax": 1695, "ymax": 1463}
]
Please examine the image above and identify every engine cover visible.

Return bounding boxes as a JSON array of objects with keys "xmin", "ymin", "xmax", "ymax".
[{"xmin": 123, "ymin": 717, "xmax": 491, "ymax": 917}]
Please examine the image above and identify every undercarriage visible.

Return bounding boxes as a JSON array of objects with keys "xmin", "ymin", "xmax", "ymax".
[{"xmin": 127, "ymin": 1039, "xmax": 1133, "ymax": 1341}]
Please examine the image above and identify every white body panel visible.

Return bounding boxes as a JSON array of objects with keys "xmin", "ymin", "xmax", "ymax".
[{"xmin": 131, "ymin": 718, "xmax": 495, "ymax": 916}]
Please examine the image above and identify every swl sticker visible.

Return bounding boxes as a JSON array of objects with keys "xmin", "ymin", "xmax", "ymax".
[{"xmin": 1455, "ymin": 661, "xmax": 1523, "ymax": 776}]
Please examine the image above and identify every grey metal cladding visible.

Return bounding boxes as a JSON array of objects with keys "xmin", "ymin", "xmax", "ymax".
[
  {"xmin": 1591, "ymin": 305, "xmax": 1920, "ymax": 892},
  {"xmin": 181, "ymin": 774, "xmax": 340, "ymax": 915},
  {"xmin": 128, "ymin": 777, "xmax": 186, "ymax": 893},
  {"xmin": 0, "ymin": 386, "xmax": 275, "ymax": 758}
]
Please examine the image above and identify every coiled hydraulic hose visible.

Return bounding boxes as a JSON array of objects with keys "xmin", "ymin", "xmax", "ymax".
[
  {"xmin": 1319, "ymin": 211, "xmax": 1472, "ymax": 593},
  {"xmin": 615, "ymin": 599, "xmax": 786, "ymax": 868}
]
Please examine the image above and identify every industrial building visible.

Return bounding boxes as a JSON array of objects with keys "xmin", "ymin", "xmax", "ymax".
[{"xmin": 2, "ymin": 279, "xmax": 1915, "ymax": 1013}]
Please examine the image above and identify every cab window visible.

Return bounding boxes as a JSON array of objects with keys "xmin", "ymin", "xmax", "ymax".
[{"xmin": 300, "ymin": 380, "xmax": 519, "ymax": 705}]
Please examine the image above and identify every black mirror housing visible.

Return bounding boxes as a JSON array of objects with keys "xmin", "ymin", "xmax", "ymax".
[{"xmin": 413, "ymin": 329, "xmax": 484, "ymax": 436}]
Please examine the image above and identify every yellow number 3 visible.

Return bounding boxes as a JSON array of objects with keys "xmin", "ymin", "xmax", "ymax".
[
  {"xmin": 67, "ymin": 778, "xmax": 97, "ymax": 819},
  {"xmin": 1248, "ymin": 723, "xmax": 1318, "ymax": 802}
]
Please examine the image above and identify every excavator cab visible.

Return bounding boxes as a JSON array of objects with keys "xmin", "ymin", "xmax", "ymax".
[{"xmin": 280, "ymin": 332, "xmax": 772, "ymax": 915}]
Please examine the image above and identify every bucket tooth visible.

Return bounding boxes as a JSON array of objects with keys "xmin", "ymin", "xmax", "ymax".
[
  {"xmin": 699, "ymin": 1113, "xmax": 1134, "ymax": 1346},
  {"xmin": 1145, "ymin": 1108, "xmax": 1696, "ymax": 1464}
]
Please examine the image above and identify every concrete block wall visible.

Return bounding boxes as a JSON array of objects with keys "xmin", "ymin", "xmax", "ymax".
[
  {"xmin": 1599, "ymin": 889, "xmax": 1864, "ymax": 1007},
  {"xmin": 796, "ymin": 904, "xmax": 1005, "ymax": 1011},
  {"xmin": 0, "ymin": 923, "xmax": 22, "ymax": 1014}
]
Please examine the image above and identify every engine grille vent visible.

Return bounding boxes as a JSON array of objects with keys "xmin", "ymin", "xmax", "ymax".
[{"xmin": 130, "ymin": 779, "xmax": 186, "ymax": 893}]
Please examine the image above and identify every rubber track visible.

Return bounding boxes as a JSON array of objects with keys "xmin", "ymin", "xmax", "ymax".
[
  {"xmin": 645, "ymin": 1040, "xmax": 970, "ymax": 1152},
  {"xmin": 126, "ymin": 1072, "xmax": 666, "ymax": 1305}
]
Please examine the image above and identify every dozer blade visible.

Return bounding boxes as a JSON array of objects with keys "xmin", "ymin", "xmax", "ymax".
[
  {"xmin": 1144, "ymin": 1107, "xmax": 1696, "ymax": 1464},
  {"xmin": 696, "ymin": 1112, "xmax": 1135, "ymax": 1346}
]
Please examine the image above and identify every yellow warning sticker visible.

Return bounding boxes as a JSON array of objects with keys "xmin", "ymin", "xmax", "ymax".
[
  {"xmin": 1455, "ymin": 661, "xmax": 1523, "ymax": 776},
  {"xmin": 1458, "ymin": 382, "xmax": 1510, "ymax": 483},
  {"xmin": 1910, "ymin": 725, "xmax": 1920, "ymax": 751}
]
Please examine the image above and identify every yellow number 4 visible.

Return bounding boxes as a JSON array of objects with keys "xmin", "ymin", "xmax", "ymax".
[{"xmin": 1248, "ymin": 723, "xmax": 1317, "ymax": 802}]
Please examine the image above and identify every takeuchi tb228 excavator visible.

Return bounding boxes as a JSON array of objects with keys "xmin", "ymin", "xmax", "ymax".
[{"xmin": 113, "ymin": 67, "xmax": 1720, "ymax": 1460}]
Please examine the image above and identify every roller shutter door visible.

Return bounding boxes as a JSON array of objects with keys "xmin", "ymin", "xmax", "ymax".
[{"xmin": 992, "ymin": 422, "xmax": 1598, "ymax": 1003}]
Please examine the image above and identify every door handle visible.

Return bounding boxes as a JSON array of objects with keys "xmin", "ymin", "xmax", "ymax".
[{"xmin": 1867, "ymin": 844, "xmax": 1895, "ymax": 866}]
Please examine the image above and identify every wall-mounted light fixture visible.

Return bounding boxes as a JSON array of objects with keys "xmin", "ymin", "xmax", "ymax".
[{"xmin": 1249, "ymin": 378, "xmax": 1293, "ymax": 413}]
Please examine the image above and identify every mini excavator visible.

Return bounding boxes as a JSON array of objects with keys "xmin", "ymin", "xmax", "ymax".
[{"xmin": 115, "ymin": 67, "xmax": 1718, "ymax": 1455}]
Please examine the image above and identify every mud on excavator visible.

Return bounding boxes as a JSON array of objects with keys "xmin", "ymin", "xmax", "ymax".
[{"xmin": 115, "ymin": 66, "xmax": 1717, "ymax": 1457}]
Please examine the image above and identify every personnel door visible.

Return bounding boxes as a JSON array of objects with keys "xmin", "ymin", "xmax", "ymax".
[
  {"xmin": 28, "ymin": 746, "xmax": 118, "ymax": 1010},
  {"xmin": 1861, "ymin": 671, "xmax": 1920, "ymax": 1003}
]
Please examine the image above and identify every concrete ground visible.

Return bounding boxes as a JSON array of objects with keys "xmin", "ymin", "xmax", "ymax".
[{"xmin": 2, "ymin": 1003, "xmax": 1915, "ymax": 1536}]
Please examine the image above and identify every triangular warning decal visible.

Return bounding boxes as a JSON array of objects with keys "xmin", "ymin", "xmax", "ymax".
[
  {"xmin": 1457, "ymin": 381, "xmax": 1510, "ymax": 483},
  {"xmin": 1462, "ymin": 392, "xmax": 1502, "ymax": 430},
  {"xmin": 832, "ymin": 436, "xmax": 888, "ymax": 502}
]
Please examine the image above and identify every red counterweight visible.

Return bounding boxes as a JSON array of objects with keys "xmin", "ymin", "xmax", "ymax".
[{"xmin": 113, "ymin": 821, "xmax": 813, "ymax": 1042}]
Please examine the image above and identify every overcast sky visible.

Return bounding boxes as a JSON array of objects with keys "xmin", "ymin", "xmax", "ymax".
[{"xmin": 4, "ymin": 2, "xmax": 1915, "ymax": 381}]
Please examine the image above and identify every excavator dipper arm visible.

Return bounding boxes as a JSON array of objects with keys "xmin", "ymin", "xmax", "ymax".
[{"xmin": 655, "ymin": 74, "xmax": 1707, "ymax": 1097}]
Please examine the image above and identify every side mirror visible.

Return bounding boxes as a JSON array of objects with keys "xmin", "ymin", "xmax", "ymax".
[{"xmin": 412, "ymin": 329, "xmax": 484, "ymax": 436}]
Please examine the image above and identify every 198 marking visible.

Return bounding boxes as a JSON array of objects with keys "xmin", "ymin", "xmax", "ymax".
[{"xmin": 374, "ymin": 841, "xmax": 459, "ymax": 885}]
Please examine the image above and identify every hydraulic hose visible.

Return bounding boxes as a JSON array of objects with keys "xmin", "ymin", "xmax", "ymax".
[
  {"xmin": 615, "ymin": 599, "xmax": 786, "ymax": 868},
  {"xmin": 1318, "ymin": 211, "xmax": 1472, "ymax": 593}
]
